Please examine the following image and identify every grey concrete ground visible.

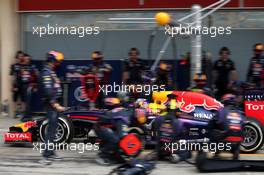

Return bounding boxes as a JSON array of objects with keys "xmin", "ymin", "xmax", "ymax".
[{"xmin": 0, "ymin": 116, "xmax": 264, "ymax": 175}]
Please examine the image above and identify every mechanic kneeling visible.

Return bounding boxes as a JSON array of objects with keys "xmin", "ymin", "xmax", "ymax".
[
  {"xmin": 154, "ymin": 94, "xmax": 191, "ymax": 162},
  {"xmin": 94, "ymin": 98, "xmax": 146, "ymax": 165},
  {"xmin": 208, "ymin": 94, "xmax": 244, "ymax": 160}
]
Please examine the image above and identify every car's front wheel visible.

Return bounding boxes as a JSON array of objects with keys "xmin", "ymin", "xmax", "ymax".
[
  {"xmin": 39, "ymin": 117, "xmax": 74, "ymax": 144},
  {"xmin": 240, "ymin": 117, "xmax": 264, "ymax": 153}
]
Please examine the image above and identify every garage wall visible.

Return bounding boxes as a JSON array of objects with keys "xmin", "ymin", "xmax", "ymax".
[
  {"xmin": 24, "ymin": 29, "xmax": 264, "ymax": 81},
  {"xmin": 0, "ymin": 0, "xmax": 19, "ymax": 115},
  {"xmin": 22, "ymin": 11, "xmax": 264, "ymax": 81}
]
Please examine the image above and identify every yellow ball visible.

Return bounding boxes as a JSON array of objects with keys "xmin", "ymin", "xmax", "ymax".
[{"xmin": 155, "ymin": 12, "xmax": 171, "ymax": 26}]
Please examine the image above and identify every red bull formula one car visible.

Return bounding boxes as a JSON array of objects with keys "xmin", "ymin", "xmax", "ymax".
[{"xmin": 4, "ymin": 90, "xmax": 264, "ymax": 153}]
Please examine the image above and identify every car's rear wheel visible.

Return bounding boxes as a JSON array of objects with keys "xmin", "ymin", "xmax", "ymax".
[
  {"xmin": 39, "ymin": 117, "xmax": 74, "ymax": 144},
  {"xmin": 240, "ymin": 117, "xmax": 264, "ymax": 153}
]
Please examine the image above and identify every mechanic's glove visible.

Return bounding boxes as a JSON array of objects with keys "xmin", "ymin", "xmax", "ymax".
[
  {"xmin": 53, "ymin": 103, "xmax": 66, "ymax": 112},
  {"xmin": 30, "ymin": 83, "xmax": 38, "ymax": 92},
  {"xmin": 100, "ymin": 68, "xmax": 111, "ymax": 73}
]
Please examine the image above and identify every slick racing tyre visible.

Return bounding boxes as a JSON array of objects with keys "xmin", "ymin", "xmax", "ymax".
[
  {"xmin": 240, "ymin": 117, "xmax": 264, "ymax": 153},
  {"xmin": 39, "ymin": 117, "xmax": 74, "ymax": 144}
]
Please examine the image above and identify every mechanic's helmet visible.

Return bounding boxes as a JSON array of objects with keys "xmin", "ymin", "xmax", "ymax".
[
  {"xmin": 134, "ymin": 108, "xmax": 147, "ymax": 124},
  {"xmin": 117, "ymin": 91, "xmax": 129, "ymax": 103},
  {"xmin": 148, "ymin": 103, "xmax": 166, "ymax": 114},
  {"xmin": 254, "ymin": 43, "xmax": 264, "ymax": 51},
  {"xmin": 159, "ymin": 62, "xmax": 168, "ymax": 71},
  {"xmin": 135, "ymin": 98, "xmax": 148, "ymax": 108},
  {"xmin": 46, "ymin": 51, "xmax": 64, "ymax": 65},
  {"xmin": 166, "ymin": 94, "xmax": 178, "ymax": 110},
  {"xmin": 193, "ymin": 73, "xmax": 206, "ymax": 86},
  {"xmin": 254, "ymin": 43, "xmax": 264, "ymax": 57},
  {"xmin": 167, "ymin": 93, "xmax": 176, "ymax": 99},
  {"xmin": 221, "ymin": 94, "xmax": 237, "ymax": 106},
  {"xmin": 104, "ymin": 97, "xmax": 121, "ymax": 109},
  {"xmin": 168, "ymin": 99, "xmax": 177, "ymax": 110},
  {"xmin": 91, "ymin": 51, "xmax": 103, "ymax": 61}
]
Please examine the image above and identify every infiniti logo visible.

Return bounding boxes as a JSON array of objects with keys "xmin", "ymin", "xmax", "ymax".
[{"xmin": 74, "ymin": 86, "xmax": 88, "ymax": 102}]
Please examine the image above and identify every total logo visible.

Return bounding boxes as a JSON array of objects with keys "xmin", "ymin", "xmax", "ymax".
[
  {"xmin": 4, "ymin": 132, "xmax": 32, "ymax": 142},
  {"xmin": 245, "ymin": 103, "xmax": 264, "ymax": 110},
  {"xmin": 245, "ymin": 101, "xmax": 264, "ymax": 125}
]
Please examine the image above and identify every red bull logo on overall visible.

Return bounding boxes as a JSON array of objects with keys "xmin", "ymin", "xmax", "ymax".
[{"xmin": 173, "ymin": 91, "xmax": 223, "ymax": 113}]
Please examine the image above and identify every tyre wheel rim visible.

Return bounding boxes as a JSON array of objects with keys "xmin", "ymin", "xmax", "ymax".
[
  {"xmin": 44, "ymin": 123, "xmax": 65, "ymax": 143},
  {"xmin": 242, "ymin": 125, "xmax": 258, "ymax": 147}
]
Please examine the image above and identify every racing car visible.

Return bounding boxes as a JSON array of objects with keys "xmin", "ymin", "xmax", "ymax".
[
  {"xmin": 4, "ymin": 90, "xmax": 264, "ymax": 153},
  {"xmin": 146, "ymin": 91, "xmax": 264, "ymax": 153}
]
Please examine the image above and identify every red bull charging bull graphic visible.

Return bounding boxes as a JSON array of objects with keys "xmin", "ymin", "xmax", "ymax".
[
  {"xmin": 173, "ymin": 91, "xmax": 224, "ymax": 113},
  {"xmin": 152, "ymin": 91, "xmax": 223, "ymax": 113}
]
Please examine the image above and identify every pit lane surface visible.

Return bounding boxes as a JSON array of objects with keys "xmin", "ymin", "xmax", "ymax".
[{"xmin": 1, "ymin": 116, "xmax": 264, "ymax": 175}]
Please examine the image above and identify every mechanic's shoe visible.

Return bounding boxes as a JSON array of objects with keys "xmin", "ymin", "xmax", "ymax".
[
  {"xmin": 170, "ymin": 154, "xmax": 180, "ymax": 163},
  {"xmin": 233, "ymin": 152, "xmax": 239, "ymax": 160},
  {"xmin": 49, "ymin": 154, "xmax": 63, "ymax": 161},
  {"xmin": 95, "ymin": 156, "xmax": 111, "ymax": 166},
  {"xmin": 39, "ymin": 157, "xmax": 52, "ymax": 165}
]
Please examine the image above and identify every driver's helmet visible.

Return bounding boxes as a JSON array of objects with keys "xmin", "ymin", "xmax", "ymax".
[
  {"xmin": 104, "ymin": 98, "xmax": 121, "ymax": 109},
  {"xmin": 134, "ymin": 108, "xmax": 147, "ymax": 124},
  {"xmin": 221, "ymin": 94, "xmax": 236, "ymax": 106}
]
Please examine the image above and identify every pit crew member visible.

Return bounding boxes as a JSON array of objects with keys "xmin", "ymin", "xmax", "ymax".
[
  {"xmin": 87, "ymin": 51, "xmax": 112, "ymax": 108},
  {"xmin": 213, "ymin": 47, "xmax": 237, "ymax": 99},
  {"xmin": 10, "ymin": 51, "xmax": 25, "ymax": 117},
  {"xmin": 247, "ymin": 43, "xmax": 264, "ymax": 87},
  {"xmin": 94, "ymin": 98, "xmax": 146, "ymax": 165},
  {"xmin": 208, "ymin": 94, "xmax": 244, "ymax": 160},
  {"xmin": 40, "ymin": 51, "xmax": 66, "ymax": 164},
  {"xmin": 155, "ymin": 61, "xmax": 172, "ymax": 90},
  {"xmin": 188, "ymin": 73, "xmax": 212, "ymax": 96},
  {"xmin": 20, "ymin": 54, "xmax": 38, "ymax": 121}
]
